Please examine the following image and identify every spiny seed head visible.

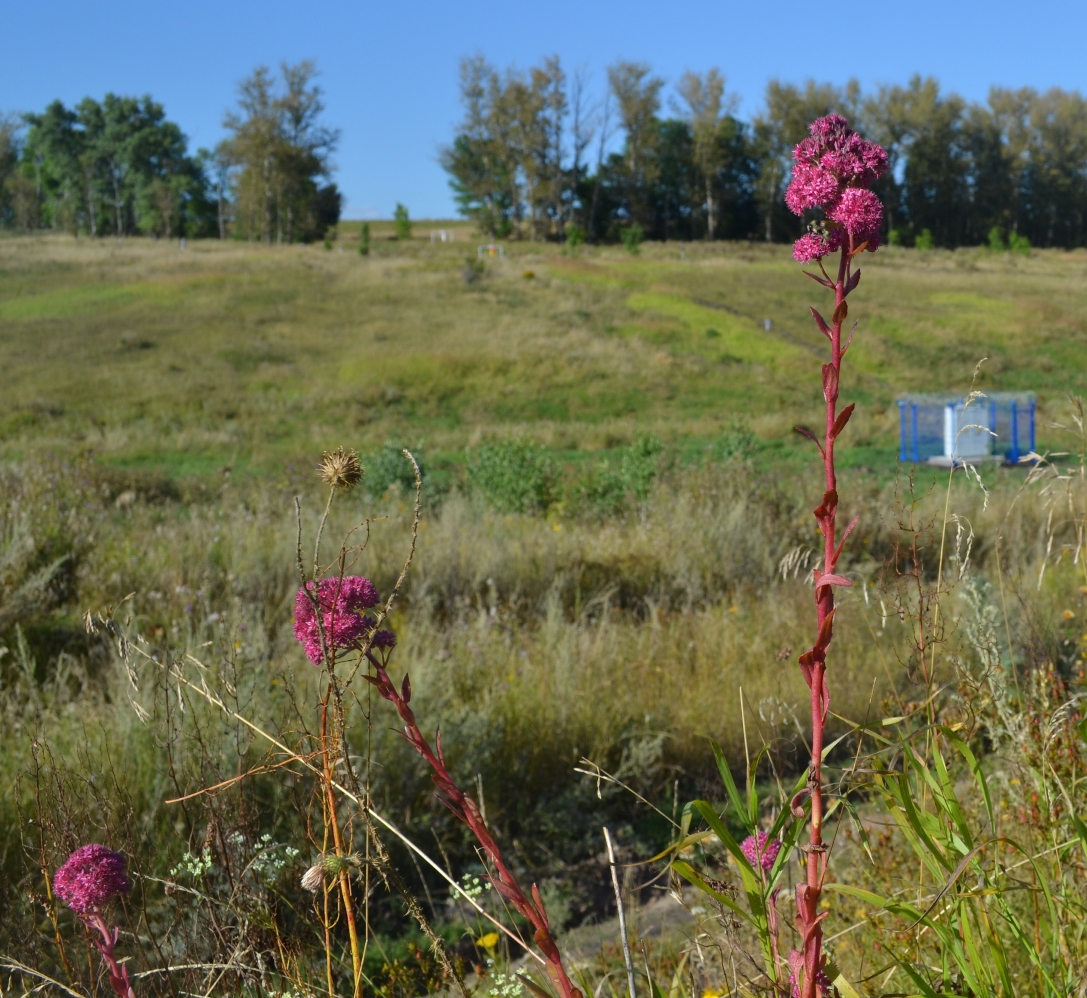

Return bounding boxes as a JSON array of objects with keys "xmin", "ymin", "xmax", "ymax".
[
  {"xmin": 317, "ymin": 448, "xmax": 363, "ymax": 490},
  {"xmin": 301, "ymin": 853, "xmax": 362, "ymax": 891}
]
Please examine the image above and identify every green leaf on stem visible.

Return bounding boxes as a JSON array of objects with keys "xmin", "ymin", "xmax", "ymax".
[
  {"xmin": 691, "ymin": 800, "xmax": 756, "ymax": 878},
  {"xmin": 823, "ymin": 961, "xmax": 864, "ymax": 998},
  {"xmin": 766, "ymin": 804, "xmax": 807, "ymax": 887},
  {"xmin": 516, "ymin": 973, "xmax": 557, "ymax": 998},
  {"xmin": 837, "ymin": 795, "xmax": 874, "ymax": 864},
  {"xmin": 641, "ymin": 830, "xmax": 716, "ymax": 864},
  {"xmin": 942, "ymin": 727, "xmax": 994, "ymax": 835},
  {"xmin": 671, "ymin": 859, "xmax": 754, "ymax": 926},
  {"xmin": 746, "ymin": 744, "xmax": 771, "ymax": 827},
  {"xmin": 710, "ymin": 739, "xmax": 754, "ymax": 834}
]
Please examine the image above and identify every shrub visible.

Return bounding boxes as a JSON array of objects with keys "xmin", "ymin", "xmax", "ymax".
[
  {"xmin": 394, "ymin": 203, "xmax": 412, "ymax": 241},
  {"xmin": 468, "ymin": 439, "xmax": 557, "ymax": 513},
  {"xmin": 565, "ymin": 225, "xmax": 585, "ymax": 252},
  {"xmin": 620, "ymin": 224, "xmax": 644, "ymax": 255},
  {"xmin": 1009, "ymin": 230, "xmax": 1031, "ymax": 254},
  {"xmin": 709, "ymin": 422, "xmax": 755, "ymax": 462},
  {"xmin": 887, "ymin": 228, "xmax": 904, "ymax": 246},
  {"xmin": 364, "ymin": 443, "xmax": 427, "ymax": 498},
  {"xmin": 987, "ymin": 225, "xmax": 1006, "ymax": 251},
  {"xmin": 914, "ymin": 227, "xmax": 935, "ymax": 250},
  {"xmin": 620, "ymin": 435, "xmax": 664, "ymax": 500},
  {"xmin": 359, "ymin": 221, "xmax": 371, "ymax": 256},
  {"xmin": 575, "ymin": 436, "xmax": 664, "ymax": 516}
]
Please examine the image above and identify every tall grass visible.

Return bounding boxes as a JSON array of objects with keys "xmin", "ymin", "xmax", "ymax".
[
  {"xmin": 4, "ymin": 235, "xmax": 1087, "ymax": 994},
  {"xmin": 3, "ymin": 429, "xmax": 1085, "ymax": 995}
]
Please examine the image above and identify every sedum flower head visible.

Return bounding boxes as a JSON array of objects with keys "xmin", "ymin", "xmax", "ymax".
[
  {"xmin": 740, "ymin": 830, "xmax": 781, "ymax": 872},
  {"xmin": 317, "ymin": 448, "xmax": 363, "ymax": 490},
  {"xmin": 294, "ymin": 576, "xmax": 381, "ymax": 664},
  {"xmin": 784, "ymin": 163, "xmax": 839, "ymax": 216},
  {"xmin": 54, "ymin": 844, "xmax": 131, "ymax": 914},
  {"xmin": 785, "ymin": 114, "xmax": 888, "ymax": 261},
  {"xmin": 792, "ymin": 233, "xmax": 830, "ymax": 263},
  {"xmin": 828, "ymin": 187, "xmax": 883, "ymax": 242}
]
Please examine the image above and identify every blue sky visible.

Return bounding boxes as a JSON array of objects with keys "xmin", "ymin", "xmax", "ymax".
[{"xmin": 3, "ymin": 0, "xmax": 1085, "ymax": 219}]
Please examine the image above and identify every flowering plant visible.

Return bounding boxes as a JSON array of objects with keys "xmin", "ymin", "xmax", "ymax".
[
  {"xmin": 671, "ymin": 114, "xmax": 886, "ymax": 998},
  {"xmin": 54, "ymin": 845, "xmax": 136, "ymax": 998},
  {"xmin": 783, "ymin": 113, "xmax": 886, "ymax": 998},
  {"xmin": 290, "ymin": 448, "xmax": 581, "ymax": 998}
]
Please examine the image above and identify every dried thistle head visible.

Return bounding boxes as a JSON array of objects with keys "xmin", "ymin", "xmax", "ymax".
[
  {"xmin": 301, "ymin": 852, "xmax": 362, "ymax": 891},
  {"xmin": 317, "ymin": 448, "xmax": 363, "ymax": 490}
]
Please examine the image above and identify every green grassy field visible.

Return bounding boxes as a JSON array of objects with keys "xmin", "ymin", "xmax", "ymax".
[
  {"xmin": 3, "ymin": 232, "xmax": 1087, "ymax": 995},
  {"xmin": 2, "ymin": 233, "xmax": 1084, "ymax": 479}
]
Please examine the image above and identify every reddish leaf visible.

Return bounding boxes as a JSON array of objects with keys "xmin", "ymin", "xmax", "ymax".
[
  {"xmin": 531, "ymin": 882, "xmax": 549, "ymax": 927},
  {"xmin": 815, "ymin": 573, "xmax": 853, "ymax": 592},
  {"xmin": 432, "ymin": 790, "xmax": 463, "ymax": 818},
  {"xmin": 809, "ymin": 307, "xmax": 831, "ymax": 339},
  {"xmin": 831, "ymin": 403, "xmax": 855, "ymax": 439},
  {"xmin": 813, "ymin": 489, "xmax": 838, "ymax": 520},
  {"xmin": 846, "ymin": 269, "xmax": 861, "ymax": 294},
  {"xmin": 814, "ymin": 608, "xmax": 836, "ymax": 654},
  {"xmin": 798, "ymin": 649, "xmax": 814, "ymax": 688},
  {"xmin": 842, "ymin": 319, "xmax": 858, "ymax": 355},
  {"xmin": 803, "ymin": 270, "xmax": 834, "ymax": 288},
  {"xmin": 401, "ymin": 673, "xmax": 412, "ymax": 704},
  {"xmin": 832, "ymin": 299, "xmax": 848, "ymax": 325},
  {"xmin": 848, "ymin": 240, "xmax": 869, "ymax": 258},
  {"xmin": 435, "ymin": 725, "xmax": 445, "ymax": 766},
  {"xmin": 793, "ymin": 425, "xmax": 825, "ymax": 457},
  {"xmin": 822, "ymin": 363, "xmax": 839, "ymax": 403},
  {"xmin": 488, "ymin": 875, "xmax": 522, "ymax": 903},
  {"xmin": 832, "ymin": 515, "xmax": 860, "ymax": 567}
]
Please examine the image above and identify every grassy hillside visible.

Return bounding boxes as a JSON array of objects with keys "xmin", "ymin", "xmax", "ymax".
[{"xmin": 1, "ymin": 234, "xmax": 1083, "ymax": 479}]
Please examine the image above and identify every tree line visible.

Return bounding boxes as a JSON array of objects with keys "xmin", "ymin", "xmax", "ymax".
[
  {"xmin": 443, "ymin": 57, "xmax": 1087, "ymax": 249},
  {"xmin": 0, "ymin": 61, "xmax": 341, "ymax": 242},
  {"xmin": 6, "ymin": 55, "xmax": 1087, "ymax": 250}
]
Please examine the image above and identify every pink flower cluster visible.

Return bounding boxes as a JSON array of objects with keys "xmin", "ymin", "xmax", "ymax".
[
  {"xmin": 784, "ymin": 114, "xmax": 888, "ymax": 262},
  {"xmin": 293, "ymin": 575, "xmax": 393, "ymax": 664},
  {"xmin": 54, "ymin": 844, "xmax": 131, "ymax": 914},
  {"xmin": 740, "ymin": 830, "xmax": 781, "ymax": 872}
]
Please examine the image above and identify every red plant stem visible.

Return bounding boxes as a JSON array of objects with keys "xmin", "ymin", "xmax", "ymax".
[
  {"xmin": 366, "ymin": 653, "xmax": 583, "ymax": 998},
  {"xmin": 85, "ymin": 912, "xmax": 136, "ymax": 998},
  {"xmin": 797, "ymin": 243, "xmax": 855, "ymax": 998}
]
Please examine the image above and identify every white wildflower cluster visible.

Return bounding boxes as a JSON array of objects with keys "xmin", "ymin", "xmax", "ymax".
[
  {"xmin": 488, "ymin": 973, "xmax": 523, "ymax": 998},
  {"xmin": 454, "ymin": 872, "xmax": 493, "ymax": 900},
  {"xmin": 238, "ymin": 832, "xmax": 300, "ymax": 881},
  {"xmin": 170, "ymin": 849, "xmax": 212, "ymax": 879}
]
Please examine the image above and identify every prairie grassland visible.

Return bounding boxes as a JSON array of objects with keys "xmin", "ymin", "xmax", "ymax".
[{"xmin": 2, "ymin": 233, "xmax": 1087, "ymax": 990}]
